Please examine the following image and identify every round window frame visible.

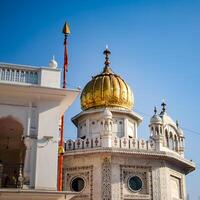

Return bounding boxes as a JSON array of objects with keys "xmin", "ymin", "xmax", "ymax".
[
  {"xmin": 127, "ymin": 175, "xmax": 143, "ymax": 192},
  {"xmin": 70, "ymin": 176, "xmax": 86, "ymax": 192}
]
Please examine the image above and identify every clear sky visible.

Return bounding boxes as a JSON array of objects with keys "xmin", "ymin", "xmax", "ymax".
[{"xmin": 0, "ymin": 0, "xmax": 200, "ymax": 198}]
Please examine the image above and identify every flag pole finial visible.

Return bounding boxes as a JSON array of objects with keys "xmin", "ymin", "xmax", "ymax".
[{"xmin": 62, "ymin": 22, "xmax": 70, "ymax": 35}]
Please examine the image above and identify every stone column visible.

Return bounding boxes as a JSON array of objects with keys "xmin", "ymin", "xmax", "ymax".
[{"xmin": 23, "ymin": 137, "xmax": 33, "ymax": 186}]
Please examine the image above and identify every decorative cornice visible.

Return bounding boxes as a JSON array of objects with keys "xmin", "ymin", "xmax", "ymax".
[{"xmin": 64, "ymin": 147, "xmax": 195, "ymax": 174}]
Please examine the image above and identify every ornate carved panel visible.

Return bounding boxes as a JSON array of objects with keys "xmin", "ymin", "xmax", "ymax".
[
  {"xmin": 120, "ymin": 165, "xmax": 153, "ymax": 200},
  {"xmin": 64, "ymin": 165, "xmax": 93, "ymax": 200}
]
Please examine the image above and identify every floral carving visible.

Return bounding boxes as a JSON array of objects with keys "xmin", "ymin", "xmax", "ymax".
[{"xmin": 102, "ymin": 157, "xmax": 112, "ymax": 200}]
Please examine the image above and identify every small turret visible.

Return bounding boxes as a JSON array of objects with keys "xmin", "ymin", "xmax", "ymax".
[
  {"xmin": 149, "ymin": 101, "xmax": 185, "ymax": 157},
  {"xmin": 149, "ymin": 107, "xmax": 163, "ymax": 150}
]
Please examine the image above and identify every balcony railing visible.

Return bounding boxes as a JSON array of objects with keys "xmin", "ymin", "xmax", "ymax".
[{"xmin": 0, "ymin": 64, "xmax": 38, "ymax": 85}]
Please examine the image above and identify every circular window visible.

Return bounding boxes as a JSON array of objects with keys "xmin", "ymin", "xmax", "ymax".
[
  {"xmin": 71, "ymin": 177, "xmax": 85, "ymax": 192},
  {"xmin": 128, "ymin": 176, "xmax": 143, "ymax": 192}
]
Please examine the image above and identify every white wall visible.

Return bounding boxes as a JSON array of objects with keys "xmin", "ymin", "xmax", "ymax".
[
  {"xmin": 34, "ymin": 101, "xmax": 60, "ymax": 190},
  {"xmin": 76, "ymin": 110, "xmax": 139, "ymax": 139},
  {"xmin": 39, "ymin": 69, "xmax": 61, "ymax": 88}
]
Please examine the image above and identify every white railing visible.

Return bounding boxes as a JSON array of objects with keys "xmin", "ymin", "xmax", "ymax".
[
  {"xmin": 112, "ymin": 137, "xmax": 155, "ymax": 150},
  {"xmin": 65, "ymin": 137, "xmax": 155, "ymax": 151},
  {"xmin": 65, "ymin": 137, "xmax": 101, "ymax": 151},
  {"xmin": 0, "ymin": 64, "xmax": 39, "ymax": 85}
]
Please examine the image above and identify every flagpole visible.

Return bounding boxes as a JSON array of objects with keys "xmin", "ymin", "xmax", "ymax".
[{"xmin": 58, "ymin": 22, "xmax": 70, "ymax": 191}]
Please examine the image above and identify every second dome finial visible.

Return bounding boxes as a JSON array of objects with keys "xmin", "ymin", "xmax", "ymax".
[
  {"xmin": 161, "ymin": 99, "xmax": 166, "ymax": 114},
  {"xmin": 154, "ymin": 106, "xmax": 157, "ymax": 115}
]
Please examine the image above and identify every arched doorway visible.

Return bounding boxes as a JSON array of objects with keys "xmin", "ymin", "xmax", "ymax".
[{"xmin": 0, "ymin": 116, "xmax": 25, "ymax": 188}]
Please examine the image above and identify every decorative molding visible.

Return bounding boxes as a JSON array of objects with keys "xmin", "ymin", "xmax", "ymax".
[
  {"xmin": 64, "ymin": 148, "xmax": 195, "ymax": 175},
  {"xmin": 102, "ymin": 157, "xmax": 112, "ymax": 200}
]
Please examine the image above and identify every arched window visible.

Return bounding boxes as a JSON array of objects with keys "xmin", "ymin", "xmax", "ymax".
[
  {"xmin": 155, "ymin": 127, "xmax": 159, "ymax": 135},
  {"xmin": 174, "ymin": 135, "xmax": 178, "ymax": 151},
  {"xmin": 165, "ymin": 130, "xmax": 169, "ymax": 147},
  {"xmin": 0, "ymin": 116, "xmax": 25, "ymax": 188},
  {"xmin": 151, "ymin": 127, "xmax": 154, "ymax": 136},
  {"xmin": 169, "ymin": 132, "xmax": 173, "ymax": 150},
  {"xmin": 180, "ymin": 138, "xmax": 184, "ymax": 148}
]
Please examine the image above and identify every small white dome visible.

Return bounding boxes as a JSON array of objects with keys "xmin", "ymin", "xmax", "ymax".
[
  {"xmin": 102, "ymin": 108, "xmax": 112, "ymax": 119},
  {"xmin": 177, "ymin": 127, "xmax": 184, "ymax": 136},
  {"xmin": 150, "ymin": 107, "xmax": 162, "ymax": 124},
  {"xmin": 49, "ymin": 56, "xmax": 58, "ymax": 69},
  {"xmin": 150, "ymin": 114, "xmax": 162, "ymax": 124}
]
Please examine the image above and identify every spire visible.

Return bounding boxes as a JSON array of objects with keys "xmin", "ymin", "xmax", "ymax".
[
  {"xmin": 154, "ymin": 106, "xmax": 157, "ymax": 115},
  {"xmin": 103, "ymin": 46, "xmax": 112, "ymax": 74},
  {"xmin": 160, "ymin": 99, "xmax": 166, "ymax": 115}
]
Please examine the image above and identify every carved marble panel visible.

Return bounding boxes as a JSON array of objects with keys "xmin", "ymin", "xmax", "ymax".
[
  {"xmin": 120, "ymin": 165, "xmax": 153, "ymax": 200},
  {"xmin": 64, "ymin": 165, "xmax": 93, "ymax": 200}
]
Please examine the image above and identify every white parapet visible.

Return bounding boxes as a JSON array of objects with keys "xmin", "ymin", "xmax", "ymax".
[
  {"xmin": 65, "ymin": 137, "xmax": 156, "ymax": 151},
  {"xmin": 0, "ymin": 63, "xmax": 61, "ymax": 88}
]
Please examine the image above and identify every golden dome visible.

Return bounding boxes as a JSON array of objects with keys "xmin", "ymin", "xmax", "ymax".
[{"xmin": 80, "ymin": 48, "xmax": 134, "ymax": 111}]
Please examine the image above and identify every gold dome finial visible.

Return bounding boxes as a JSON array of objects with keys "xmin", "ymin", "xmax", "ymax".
[
  {"xmin": 103, "ymin": 46, "xmax": 113, "ymax": 74},
  {"xmin": 103, "ymin": 45, "xmax": 111, "ymax": 67},
  {"xmin": 62, "ymin": 22, "xmax": 70, "ymax": 35}
]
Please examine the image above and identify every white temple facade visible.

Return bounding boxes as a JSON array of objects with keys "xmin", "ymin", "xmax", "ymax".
[
  {"xmin": 63, "ymin": 48, "xmax": 195, "ymax": 200},
  {"xmin": 0, "ymin": 59, "xmax": 80, "ymax": 199}
]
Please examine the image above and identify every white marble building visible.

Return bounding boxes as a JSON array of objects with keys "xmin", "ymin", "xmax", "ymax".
[
  {"xmin": 63, "ymin": 48, "xmax": 195, "ymax": 200},
  {"xmin": 0, "ymin": 48, "xmax": 195, "ymax": 200},
  {"xmin": 0, "ymin": 58, "xmax": 80, "ymax": 199}
]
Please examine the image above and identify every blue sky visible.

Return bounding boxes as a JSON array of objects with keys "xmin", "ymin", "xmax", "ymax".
[{"xmin": 0, "ymin": 0, "xmax": 200, "ymax": 198}]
